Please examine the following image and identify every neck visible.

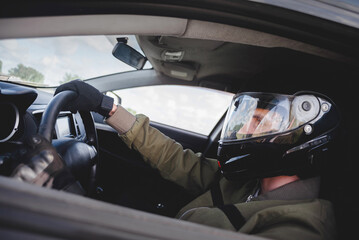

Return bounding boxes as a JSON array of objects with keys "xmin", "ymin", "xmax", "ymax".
[{"xmin": 260, "ymin": 175, "xmax": 300, "ymax": 195}]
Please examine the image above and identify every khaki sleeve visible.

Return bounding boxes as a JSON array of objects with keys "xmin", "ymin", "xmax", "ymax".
[
  {"xmin": 107, "ymin": 110, "xmax": 218, "ymax": 194},
  {"xmin": 105, "ymin": 105, "xmax": 137, "ymax": 134}
]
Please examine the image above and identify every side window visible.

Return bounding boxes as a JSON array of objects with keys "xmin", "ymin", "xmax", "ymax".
[{"xmin": 112, "ymin": 85, "xmax": 233, "ymax": 136}]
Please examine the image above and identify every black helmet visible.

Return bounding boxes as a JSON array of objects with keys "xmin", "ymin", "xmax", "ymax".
[{"xmin": 217, "ymin": 91, "xmax": 340, "ymax": 181}]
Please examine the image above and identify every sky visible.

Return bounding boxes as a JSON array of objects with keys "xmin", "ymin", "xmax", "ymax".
[{"xmin": 0, "ymin": 35, "xmax": 140, "ymax": 86}]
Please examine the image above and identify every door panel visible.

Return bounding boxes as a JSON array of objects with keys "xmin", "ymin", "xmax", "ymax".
[
  {"xmin": 149, "ymin": 121, "xmax": 208, "ymax": 152},
  {"xmin": 93, "ymin": 119, "xmax": 205, "ymax": 217}
]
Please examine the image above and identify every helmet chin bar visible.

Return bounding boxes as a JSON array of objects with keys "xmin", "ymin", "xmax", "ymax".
[
  {"xmin": 218, "ymin": 139, "xmax": 289, "ymax": 181},
  {"xmin": 218, "ymin": 131, "xmax": 333, "ymax": 181}
]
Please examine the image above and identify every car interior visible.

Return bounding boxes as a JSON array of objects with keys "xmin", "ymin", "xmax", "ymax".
[{"xmin": 1, "ymin": 1, "xmax": 359, "ymax": 239}]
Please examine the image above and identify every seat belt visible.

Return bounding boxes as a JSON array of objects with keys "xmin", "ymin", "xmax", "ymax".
[
  {"xmin": 218, "ymin": 204, "xmax": 246, "ymax": 231},
  {"xmin": 210, "ymin": 171, "xmax": 224, "ymax": 206},
  {"xmin": 210, "ymin": 171, "xmax": 246, "ymax": 231}
]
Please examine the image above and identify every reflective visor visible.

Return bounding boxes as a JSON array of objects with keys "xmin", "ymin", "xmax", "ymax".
[{"xmin": 220, "ymin": 92, "xmax": 324, "ymax": 141}]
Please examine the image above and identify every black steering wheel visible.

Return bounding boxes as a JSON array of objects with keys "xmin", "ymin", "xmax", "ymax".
[{"xmin": 38, "ymin": 90, "xmax": 99, "ymax": 193}]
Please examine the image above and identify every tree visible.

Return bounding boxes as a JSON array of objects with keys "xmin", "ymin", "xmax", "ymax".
[
  {"xmin": 8, "ymin": 63, "xmax": 44, "ymax": 83},
  {"xmin": 60, "ymin": 72, "xmax": 81, "ymax": 84}
]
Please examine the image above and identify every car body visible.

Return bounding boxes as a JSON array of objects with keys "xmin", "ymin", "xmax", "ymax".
[{"xmin": 0, "ymin": 0, "xmax": 358, "ymax": 239}]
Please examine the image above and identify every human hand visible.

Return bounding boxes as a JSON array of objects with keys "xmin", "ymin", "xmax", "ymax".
[
  {"xmin": 11, "ymin": 134, "xmax": 66, "ymax": 187},
  {"xmin": 9, "ymin": 135, "xmax": 85, "ymax": 195},
  {"xmin": 55, "ymin": 80, "xmax": 114, "ymax": 117},
  {"xmin": 10, "ymin": 134, "xmax": 84, "ymax": 193}
]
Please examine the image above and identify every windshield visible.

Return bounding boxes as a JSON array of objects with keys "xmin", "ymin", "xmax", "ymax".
[{"xmin": 0, "ymin": 35, "xmax": 150, "ymax": 87}]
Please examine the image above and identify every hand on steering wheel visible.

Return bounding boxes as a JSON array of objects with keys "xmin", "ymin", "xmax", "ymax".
[
  {"xmin": 54, "ymin": 80, "xmax": 114, "ymax": 117},
  {"xmin": 9, "ymin": 81, "xmax": 110, "ymax": 195}
]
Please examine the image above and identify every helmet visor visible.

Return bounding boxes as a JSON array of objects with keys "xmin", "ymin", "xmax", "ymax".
[{"xmin": 220, "ymin": 92, "xmax": 322, "ymax": 141}]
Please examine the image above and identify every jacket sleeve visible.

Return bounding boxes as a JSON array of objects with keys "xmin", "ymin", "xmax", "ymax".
[{"xmin": 107, "ymin": 112, "xmax": 218, "ymax": 194}]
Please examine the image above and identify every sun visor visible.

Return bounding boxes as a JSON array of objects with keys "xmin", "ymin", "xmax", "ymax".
[{"xmin": 0, "ymin": 15, "xmax": 188, "ymax": 39}]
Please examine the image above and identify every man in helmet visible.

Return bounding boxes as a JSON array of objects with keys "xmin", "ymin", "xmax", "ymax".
[{"xmin": 14, "ymin": 80, "xmax": 340, "ymax": 240}]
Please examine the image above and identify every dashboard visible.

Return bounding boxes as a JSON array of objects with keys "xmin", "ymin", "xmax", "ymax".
[
  {"xmin": 0, "ymin": 80, "xmax": 98, "ymax": 192},
  {"xmin": 31, "ymin": 110, "xmax": 87, "ymax": 140},
  {"xmin": 0, "ymin": 81, "xmax": 88, "ymax": 152},
  {"xmin": 0, "ymin": 102, "xmax": 19, "ymax": 143},
  {"xmin": 56, "ymin": 115, "xmax": 73, "ymax": 138}
]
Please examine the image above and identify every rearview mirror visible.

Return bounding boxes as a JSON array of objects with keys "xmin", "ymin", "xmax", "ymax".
[{"xmin": 112, "ymin": 40, "xmax": 147, "ymax": 70}]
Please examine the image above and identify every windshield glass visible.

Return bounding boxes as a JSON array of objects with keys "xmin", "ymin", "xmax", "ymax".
[{"xmin": 0, "ymin": 35, "xmax": 149, "ymax": 87}]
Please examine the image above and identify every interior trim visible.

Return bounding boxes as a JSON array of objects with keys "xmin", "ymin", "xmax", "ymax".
[
  {"xmin": 0, "ymin": 176, "xmax": 264, "ymax": 240},
  {"xmin": 252, "ymin": 0, "xmax": 359, "ymax": 29},
  {"xmin": 0, "ymin": 15, "xmax": 188, "ymax": 39},
  {"xmin": 0, "ymin": 14, "xmax": 353, "ymax": 63},
  {"xmin": 183, "ymin": 20, "xmax": 351, "ymax": 62}
]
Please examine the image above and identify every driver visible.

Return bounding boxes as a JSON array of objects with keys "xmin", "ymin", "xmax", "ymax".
[{"xmin": 13, "ymin": 80, "xmax": 340, "ymax": 240}]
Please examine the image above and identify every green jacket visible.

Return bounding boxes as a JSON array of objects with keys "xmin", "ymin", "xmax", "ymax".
[{"xmin": 110, "ymin": 114, "xmax": 336, "ymax": 240}]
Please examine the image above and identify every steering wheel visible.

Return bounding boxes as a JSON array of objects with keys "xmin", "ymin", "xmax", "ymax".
[{"xmin": 38, "ymin": 90, "xmax": 99, "ymax": 193}]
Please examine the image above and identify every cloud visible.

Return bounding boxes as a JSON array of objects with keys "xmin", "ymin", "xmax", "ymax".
[
  {"xmin": 81, "ymin": 36, "xmax": 113, "ymax": 52},
  {"xmin": 42, "ymin": 55, "xmax": 60, "ymax": 66},
  {"xmin": 0, "ymin": 39, "xmax": 29, "ymax": 71},
  {"xmin": 53, "ymin": 37, "xmax": 80, "ymax": 56},
  {"xmin": 0, "ymin": 39, "xmax": 18, "ymax": 50}
]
